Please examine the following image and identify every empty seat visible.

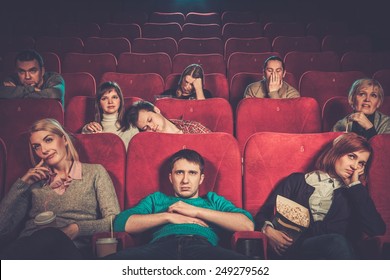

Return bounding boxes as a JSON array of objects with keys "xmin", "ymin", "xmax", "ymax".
[
  {"xmin": 100, "ymin": 72, "xmax": 164, "ymax": 102},
  {"xmin": 111, "ymin": 11, "xmax": 148, "ymax": 25},
  {"xmin": 65, "ymin": 96, "xmax": 141, "ymax": 133},
  {"xmin": 236, "ymin": 97, "xmax": 322, "ymax": 152},
  {"xmin": 299, "ymin": 70, "xmax": 366, "ymax": 112},
  {"xmin": 284, "ymin": 51, "xmax": 340, "ymax": 82},
  {"xmin": 62, "ymin": 72, "xmax": 96, "ymax": 108},
  {"xmin": 242, "ymin": 132, "xmax": 340, "ymax": 216},
  {"xmin": 321, "ymin": 35, "xmax": 373, "ymax": 56},
  {"xmin": 221, "ymin": 11, "xmax": 258, "ymax": 25},
  {"xmin": 100, "ymin": 23, "xmax": 141, "ymax": 43},
  {"xmin": 322, "ymin": 96, "xmax": 390, "ymax": 132},
  {"xmin": 59, "ymin": 22, "xmax": 100, "ymax": 40},
  {"xmin": 154, "ymin": 98, "xmax": 233, "ymax": 134},
  {"xmin": 84, "ymin": 37, "xmax": 131, "ymax": 59},
  {"xmin": 35, "ymin": 36, "xmax": 84, "ymax": 60},
  {"xmin": 224, "ymin": 37, "xmax": 272, "ymax": 61},
  {"xmin": 142, "ymin": 23, "xmax": 182, "ymax": 42},
  {"xmin": 229, "ymin": 72, "xmax": 297, "ymax": 114},
  {"xmin": 340, "ymin": 51, "xmax": 390, "ymax": 76},
  {"xmin": 178, "ymin": 37, "xmax": 223, "ymax": 55},
  {"xmin": 272, "ymin": 36, "xmax": 321, "ymax": 59},
  {"xmin": 263, "ymin": 22, "xmax": 306, "ymax": 42},
  {"xmin": 126, "ymin": 132, "xmax": 242, "ymax": 208},
  {"xmin": 117, "ymin": 52, "xmax": 172, "ymax": 80},
  {"xmin": 373, "ymin": 69, "xmax": 390, "ymax": 95},
  {"xmin": 165, "ymin": 73, "xmax": 229, "ymax": 100},
  {"xmin": 149, "ymin": 12, "xmax": 185, "ymax": 25},
  {"xmin": 222, "ymin": 22, "xmax": 264, "ymax": 42},
  {"xmin": 227, "ymin": 52, "xmax": 280, "ymax": 82},
  {"xmin": 185, "ymin": 12, "xmax": 221, "ymax": 25},
  {"xmin": 306, "ymin": 21, "xmax": 349, "ymax": 40},
  {"xmin": 0, "ymin": 99, "xmax": 64, "ymax": 148},
  {"xmin": 172, "ymin": 53, "xmax": 226, "ymax": 75},
  {"xmin": 181, "ymin": 23, "xmax": 222, "ymax": 39},
  {"xmin": 62, "ymin": 52, "xmax": 117, "ymax": 82},
  {"xmin": 132, "ymin": 37, "xmax": 178, "ymax": 60}
]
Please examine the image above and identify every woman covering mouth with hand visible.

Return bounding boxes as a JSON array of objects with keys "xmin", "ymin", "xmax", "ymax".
[{"xmin": 333, "ymin": 78, "xmax": 390, "ymax": 139}]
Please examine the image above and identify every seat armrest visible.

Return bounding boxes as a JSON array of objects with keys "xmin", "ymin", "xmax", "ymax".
[
  {"xmin": 92, "ymin": 232, "xmax": 135, "ymax": 256},
  {"xmin": 231, "ymin": 231, "xmax": 268, "ymax": 259}
]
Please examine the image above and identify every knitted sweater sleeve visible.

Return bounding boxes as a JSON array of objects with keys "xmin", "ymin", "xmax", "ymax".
[{"xmin": 76, "ymin": 165, "xmax": 120, "ymax": 236}]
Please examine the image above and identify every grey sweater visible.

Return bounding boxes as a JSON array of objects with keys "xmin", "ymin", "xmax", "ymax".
[{"xmin": 0, "ymin": 163, "xmax": 120, "ymax": 240}]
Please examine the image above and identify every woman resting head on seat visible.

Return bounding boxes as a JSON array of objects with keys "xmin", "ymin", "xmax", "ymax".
[
  {"xmin": 256, "ymin": 132, "xmax": 385, "ymax": 260},
  {"xmin": 163, "ymin": 64, "xmax": 212, "ymax": 100},
  {"xmin": 0, "ymin": 118, "xmax": 120, "ymax": 259},
  {"xmin": 333, "ymin": 78, "xmax": 390, "ymax": 139},
  {"xmin": 82, "ymin": 81, "xmax": 138, "ymax": 149},
  {"xmin": 122, "ymin": 100, "xmax": 211, "ymax": 134}
]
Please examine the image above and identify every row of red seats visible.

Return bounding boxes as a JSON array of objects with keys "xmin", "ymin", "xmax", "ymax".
[
  {"xmin": 1, "ymin": 132, "xmax": 388, "ymax": 258},
  {"xmin": 2, "ymin": 96, "xmax": 390, "ymax": 154},
  {"xmin": 1, "ymin": 34, "xmax": 373, "ymax": 62}
]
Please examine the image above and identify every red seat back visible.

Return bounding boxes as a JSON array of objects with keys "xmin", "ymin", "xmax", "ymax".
[
  {"xmin": 62, "ymin": 72, "xmax": 96, "ymax": 109},
  {"xmin": 172, "ymin": 53, "xmax": 226, "ymax": 75},
  {"xmin": 154, "ymin": 98, "xmax": 233, "ymax": 134}
]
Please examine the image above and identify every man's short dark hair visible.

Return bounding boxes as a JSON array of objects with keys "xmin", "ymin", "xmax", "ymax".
[
  {"xmin": 263, "ymin": 55, "xmax": 285, "ymax": 71},
  {"xmin": 169, "ymin": 149, "xmax": 205, "ymax": 174},
  {"xmin": 122, "ymin": 100, "xmax": 156, "ymax": 130},
  {"xmin": 15, "ymin": 49, "xmax": 44, "ymax": 68}
]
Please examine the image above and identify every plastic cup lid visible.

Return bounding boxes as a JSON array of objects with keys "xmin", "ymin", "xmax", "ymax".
[
  {"xmin": 96, "ymin": 238, "xmax": 118, "ymax": 244},
  {"xmin": 34, "ymin": 211, "xmax": 56, "ymax": 225}
]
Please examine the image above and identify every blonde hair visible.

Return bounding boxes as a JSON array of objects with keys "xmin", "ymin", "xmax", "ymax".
[
  {"xmin": 348, "ymin": 78, "xmax": 384, "ymax": 109},
  {"xmin": 29, "ymin": 118, "xmax": 79, "ymax": 165}
]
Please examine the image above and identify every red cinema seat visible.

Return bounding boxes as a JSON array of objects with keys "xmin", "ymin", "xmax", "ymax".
[
  {"xmin": 221, "ymin": 11, "xmax": 258, "ymax": 25},
  {"xmin": 164, "ymin": 72, "xmax": 229, "ymax": 100},
  {"xmin": 341, "ymin": 51, "xmax": 390, "ymax": 77},
  {"xmin": 306, "ymin": 21, "xmax": 349, "ymax": 40},
  {"xmin": 149, "ymin": 12, "xmax": 185, "ymax": 26},
  {"xmin": 84, "ymin": 37, "xmax": 131, "ymax": 59},
  {"xmin": 272, "ymin": 36, "xmax": 321, "ymax": 59},
  {"xmin": 100, "ymin": 72, "xmax": 164, "ymax": 102},
  {"xmin": 172, "ymin": 53, "xmax": 226, "ymax": 75},
  {"xmin": 100, "ymin": 23, "xmax": 141, "ymax": 43},
  {"xmin": 185, "ymin": 12, "xmax": 221, "ymax": 25},
  {"xmin": 236, "ymin": 97, "xmax": 322, "ymax": 153},
  {"xmin": 62, "ymin": 72, "xmax": 96, "ymax": 109},
  {"xmin": 299, "ymin": 70, "xmax": 366, "ymax": 112},
  {"xmin": 132, "ymin": 37, "xmax": 178, "ymax": 60},
  {"xmin": 59, "ymin": 22, "xmax": 100, "ymax": 40},
  {"xmin": 284, "ymin": 51, "xmax": 340, "ymax": 82},
  {"xmin": 264, "ymin": 22, "xmax": 306, "ymax": 42},
  {"xmin": 373, "ymin": 69, "xmax": 390, "ymax": 96},
  {"xmin": 181, "ymin": 23, "xmax": 222, "ymax": 39},
  {"xmin": 178, "ymin": 37, "xmax": 223, "ymax": 55},
  {"xmin": 154, "ymin": 98, "xmax": 233, "ymax": 134},
  {"xmin": 224, "ymin": 37, "xmax": 272, "ymax": 61},
  {"xmin": 360, "ymin": 134, "xmax": 390, "ymax": 259},
  {"xmin": 222, "ymin": 23, "xmax": 264, "ymax": 42},
  {"xmin": 35, "ymin": 36, "xmax": 84, "ymax": 60},
  {"xmin": 242, "ymin": 132, "xmax": 341, "ymax": 218},
  {"xmin": 142, "ymin": 23, "xmax": 182, "ymax": 42},
  {"xmin": 117, "ymin": 52, "xmax": 172, "ymax": 80},
  {"xmin": 0, "ymin": 99, "xmax": 64, "ymax": 149},
  {"xmin": 62, "ymin": 52, "xmax": 117, "ymax": 83},
  {"xmin": 321, "ymin": 35, "xmax": 373, "ymax": 56}
]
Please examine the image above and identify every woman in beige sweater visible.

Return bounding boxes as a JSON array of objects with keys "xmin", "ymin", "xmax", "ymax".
[{"xmin": 0, "ymin": 118, "xmax": 120, "ymax": 259}]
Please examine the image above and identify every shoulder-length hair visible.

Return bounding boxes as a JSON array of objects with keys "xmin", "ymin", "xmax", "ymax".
[
  {"xmin": 177, "ymin": 64, "xmax": 205, "ymax": 88},
  {"xmin": 348, "ymin": 78, "xmax": 384, "ymax": 109},
  {"xmin": 95, "ymin": 81, "xmax": 125, "ymax": 128},
  {"xmin": 28, "ymin": 118, "xmax": 79, "ymax": 165},
  {"xmin": 315, "ymin": 133, "xmax": 372, "ymax": 179}
]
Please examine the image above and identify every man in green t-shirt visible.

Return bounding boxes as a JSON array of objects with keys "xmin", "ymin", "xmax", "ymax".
[{"xmin": 109, "ymin": 149, "xmax": 254, "ymax": 259}]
